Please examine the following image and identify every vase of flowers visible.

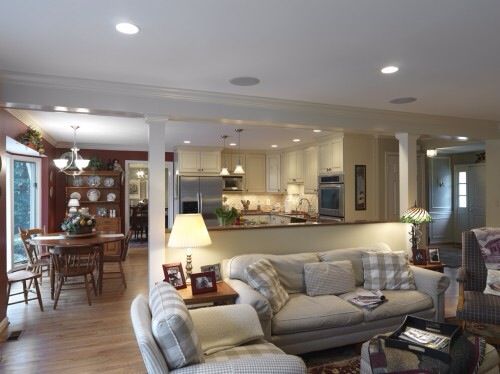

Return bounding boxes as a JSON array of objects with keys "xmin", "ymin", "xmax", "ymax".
[
  {"xmin": 215, "ymin": 206, "xmax": 239, "ymax": 226},
  {"xmin": 61, "ymin": 212, "xmax": 96, "ymax": 236}
]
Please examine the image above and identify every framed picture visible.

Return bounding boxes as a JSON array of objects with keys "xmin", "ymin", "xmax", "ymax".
[
  {"xmin": 355, "ymin": 165, "xmax": 366, "ymax": 211},
  {"xmin": 428, "ymin": 248, "xmax": 441, "ymax": 263},
  {"xmin": 190, "ymin": 271, "xmax": 217, "ymax": 295},
  {"xmin": 412, "ymin": 248, "xmax": 428, "ymax": 265},
  {"xmin": 162, "ymin": 263, "xmax": 187, "ymax": 289},
  {"xmin": 129, "ymin": 179, "xmax": 140, "ymax": 199},
  {"xmin": 200, "ymin": 263, "xmax": 222, "ymax": 282}
]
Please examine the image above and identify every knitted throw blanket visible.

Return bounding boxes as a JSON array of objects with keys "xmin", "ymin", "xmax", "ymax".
[{"xmin": 472, "ymin": 227, "xmax": 500, "ymax": 270}]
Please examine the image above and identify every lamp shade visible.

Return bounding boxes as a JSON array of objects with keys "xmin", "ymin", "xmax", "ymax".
[
  {"xmin": 168, "ymin": 214, "xmax": 212, "ymax": 248},
  {"xmin": 233, "ymin": 164, "xmax": 245, "ymax": 174},
  {"xmin": 401, "ymin": 205, "xmax": 432, "ymax": 225},
  {"xmin": 68, "ymin": 198, "xmax": 80, "ymax": 208}
]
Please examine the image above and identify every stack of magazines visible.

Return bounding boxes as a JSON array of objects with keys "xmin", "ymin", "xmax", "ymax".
[
  {"xmin": 347, "ymin": 289, "xmax": 387, "ymax": 309},
  {"xmin": 399, "ymin": 327, "xmax": 450, "ymax": 350}
]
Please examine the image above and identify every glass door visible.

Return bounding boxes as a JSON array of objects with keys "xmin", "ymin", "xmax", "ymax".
[{"xmin": 6, "ymin": 156, "xmax": 41, "ymax": 270}]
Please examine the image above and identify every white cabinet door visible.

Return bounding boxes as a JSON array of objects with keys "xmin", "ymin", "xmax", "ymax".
[
  {"xmin": 266, "ymin": 154, "xmax": 281, "ymax": 193},
  {"xmin": 286, "ymin": 150, "xmax": 304, "ymax": 182},
  {"xmin": 178, "ymin": 150, "xmax": 201, "ymax": 173},
  {"xmin": 295, "ymin": 149, "xmax": 304, "ymax": 181},
  {"xmin": 318, "ymin": 142, "xmax": 332, "ymax": 174},
  {"xmin": 304, "ymin": 146, "xmax": 318, "ymax": 193},
  {"xmin": 331, "ymin": 138, "xmax": 343, "ymax": 171},
  {"xmin": 245, "ymin": 154, "xmax": 266, "ymax": 193},
  {"xmin": 200, "ymin": 151, "xmax": 221, "ymax": 173},
  {"xmin": 280, "ymin": 153, "xmax": 288, "ymax": 193}
]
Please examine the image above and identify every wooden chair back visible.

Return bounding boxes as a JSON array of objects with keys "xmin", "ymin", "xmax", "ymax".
[
  {"xmin": 121, "ymin": 229, "xmax": 133, "ymax": 261},
  {"xmin": 18, "ymin": 227, "xmax": 46, "ymax": 265},
  {"xmin": 50, "ymin": 246, "xmax": 98, "ymax": 277}
]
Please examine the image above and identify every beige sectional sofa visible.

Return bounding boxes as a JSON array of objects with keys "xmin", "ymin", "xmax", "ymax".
[{"xmin": 222, "ymin": 246, "xmax": 450, "ymax": 355}]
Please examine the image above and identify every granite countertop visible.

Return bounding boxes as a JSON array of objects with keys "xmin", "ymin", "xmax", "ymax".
[{"xmin": 205, "ymin": 219, "xmax": 387, "ymax": 231}]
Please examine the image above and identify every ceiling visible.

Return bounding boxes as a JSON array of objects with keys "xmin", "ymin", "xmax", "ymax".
[
  {"xmin": 23, "ymin": 110, "xmax": 329, "ymax": 151},
  {"xmin": 1, "ymin": 1, "xmax": 500, "ymax": 121}
]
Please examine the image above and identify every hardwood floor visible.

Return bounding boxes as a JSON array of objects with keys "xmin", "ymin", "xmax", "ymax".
[{"xmin": 0, "ymin": 245, "xmax": 148, "ymax": 373}]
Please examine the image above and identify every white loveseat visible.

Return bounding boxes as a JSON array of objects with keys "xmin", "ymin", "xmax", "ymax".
[{"xmin": 222, "ymin": 246, "xmax": 450, "ymax": 355}]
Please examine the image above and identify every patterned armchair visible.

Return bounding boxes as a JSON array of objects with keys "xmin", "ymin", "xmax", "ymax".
[{"xmin": 456, "ymin": 231, "xmax": 500, "ymax": 326}]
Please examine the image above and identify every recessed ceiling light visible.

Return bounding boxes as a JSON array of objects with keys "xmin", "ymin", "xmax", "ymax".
[
  {"xmin": 457, "ymin": 136, "xmax": 468, "ymax": 141},
  {"xmin": 229, "ymin": 77, "xmax": 260, "ymax": 86},
  {"xmin": 426, "ymin": 149, "xmax": 438, "ymax": 157},
  {"xmin": 271, "ymin": 144, "xmax": 278, "ymax": 148},
  {"xmin": 116, "ymin": 22, "xmax": 140, "ymax": 35},
  {"xmin": 313, "ymin": 129, "xmax": 322, "ymax": 133},
  {"xmin": 54, "ymin": 106, "xmax": 68, "ymax": 112},
  {"xmin": 389, "ymin": 97, "xmax": 417, "ymax": 104},
  {"xmin": 293, "ymin": 139, "xmax": 301, "ymax": 143},
  {"xmin": 76, "ymin": 108, "xmax": 90, "ymax": 113},
  {"xmin": 183, "ymin": 140, "xmax": 191, "ymax": 144},
  {"xmin": 381, "ymin": 65, "xmax": 399, "ymax": 74},
  {"xmin": 229, "ymin": 143, "xmax": 237, "ymax": 146}
]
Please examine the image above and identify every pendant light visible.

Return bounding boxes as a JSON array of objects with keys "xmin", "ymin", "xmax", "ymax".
[
  {"xmin": 233, "ymin": 129, "xmax": 245, "ymax": 174},
  {"xmin": 220, "ymin": 135, "xmax": 230, "ymax": 176},
  {"xmin": 53, "ymin": 125, "xmax": 90, "ymax": 176}
]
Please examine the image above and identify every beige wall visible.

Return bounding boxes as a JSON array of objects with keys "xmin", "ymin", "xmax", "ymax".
[
  {"xmin": 486, "ymin": 140, "xmax": 500, "ymax": 226},
  {"xmin": 163, "ymin": 222, "xmax": 409, "ymax": 277}
]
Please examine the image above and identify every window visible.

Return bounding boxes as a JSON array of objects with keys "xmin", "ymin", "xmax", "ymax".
[{"xmin": 458, "ymin": 171, "xmax": 467, "ymax": 208}]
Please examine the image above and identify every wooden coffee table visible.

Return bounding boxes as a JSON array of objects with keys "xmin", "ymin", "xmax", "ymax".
[{"xmin": 177, "ymin": 281, "xmax": 238, "ymax": 308}]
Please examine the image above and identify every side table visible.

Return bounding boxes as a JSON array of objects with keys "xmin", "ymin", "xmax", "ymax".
[
  {"xmin": 177, "ymin": 281, "xmax": 238, "ymax": 308},
  {"xmin": 410, "ymin": 261, "xmax": 445, "ymax": 273}
]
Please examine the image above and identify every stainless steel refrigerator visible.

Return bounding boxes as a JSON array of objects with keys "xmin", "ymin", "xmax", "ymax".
[{"xmin": 178, "ymin": 176, "xmax": 222, "ymax": 226}]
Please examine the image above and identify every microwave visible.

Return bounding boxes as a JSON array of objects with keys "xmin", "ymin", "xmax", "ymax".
[{"xmin": 222, "ymin": 176, "xmax": 243, "ymax": 191}]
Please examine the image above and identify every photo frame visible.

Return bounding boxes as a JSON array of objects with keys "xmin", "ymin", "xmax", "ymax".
[
  {"xmin": 129, "ymin": 179, "xmax": 140, "ymax": 199},
  {"xmin": 355, "ymin": 165, "xmax": 367, "ymax": 211},
  {"xmin": 428, "ymin": 248, "xmax": 441, "ymax": 264},
  {"xmin": 162, "ymin": 262, "xmax": 187, "ymax": 289},
  {"xmin": 200, "ymin": 263, "xmax": 222, "ymax": 282},
  {"xmin": 412, "ymin": 248, "xmax": 428, "ymax": 265},
  {"xmin": 190, "ymin": 271, "xmax": 217, "ymax": 295}
]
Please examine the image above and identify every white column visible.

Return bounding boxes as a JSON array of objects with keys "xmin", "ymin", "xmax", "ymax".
[
  {"xmin": 395, "ymin": 133, "xmax": 419, "ymax": 215},
  {"xmin": 147, "ymin": 119, "xmax": 167, "ymax": 288},
  {"xmin": 486, "ymin": 139, "xmax": 500, "ymax": 226}
]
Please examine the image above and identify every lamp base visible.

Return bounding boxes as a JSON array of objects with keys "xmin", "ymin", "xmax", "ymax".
[{"xmin": 186, "ymin": 252, "xmax": 192, "ymax": 283}]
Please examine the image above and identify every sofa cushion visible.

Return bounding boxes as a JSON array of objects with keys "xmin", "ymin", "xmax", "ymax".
[
  {"xmin": 339, "ymin": 288, "xmax": 433, "ymax": 322},
  {"xmin": 246, "ymin": 259, "xmax": 290, "ymax": 313},
  {"xmin": 304, "ymin": 260, "xmax": 356, "ymax": 296},
  {"xmin": 204, "ymin": 341, "xmax": 284, "ymax": 362},
  {"xmin": 318, "ymin": 246, "xmax": 388, "ymax": 286},
  {"xmin": 228, "ymin": 252, "xmax": 319, "ymax": 293},
  {"xmin": 149, "ymin": 283, "xmax": 203, "ymax": 369},
  {"xmin": 271, "ymin": 293, "xmax": 364, "ymax": 335},
  {"xmin": 362, "ymin": 251, "xmax": 416, "ymax": 290}
]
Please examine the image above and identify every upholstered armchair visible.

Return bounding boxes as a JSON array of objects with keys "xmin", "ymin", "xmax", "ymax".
[
  {"xmin": 130, "ymin": 283, "xmax": 306, "ymax": 374},
  {"xmin": 456, "ymin": 231, "xmax": 499, "ymax": 327}
]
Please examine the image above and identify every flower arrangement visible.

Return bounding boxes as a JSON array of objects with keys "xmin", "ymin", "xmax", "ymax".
[
  {"xmin": 61, "ymin": 212, "xmax": 96, "ymax": 234},
  {"xmin": 17, "ymin": 127, "xmax": 45, "ymax": 154},
  {"xmin": 215, "ymin": 206, "xmax": 239, "ymax": 226}
]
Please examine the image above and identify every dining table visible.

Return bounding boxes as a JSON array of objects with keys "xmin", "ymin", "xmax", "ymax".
[{"xmin": 29, "ymin": 232, "xmax": 125, "ymax": 298}]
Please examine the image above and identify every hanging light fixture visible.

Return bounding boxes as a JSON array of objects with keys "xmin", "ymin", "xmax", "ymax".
[
  {"xmin": 233, "ymin": 129, "xmax": 245, "ymax": 174},
  {"xmin": 220, "ymin": 135, "xmax": 230, "ymax": 176},
  {"xmin": 53, "ymin": 125, "xmax": 90, "ymax": 176}
]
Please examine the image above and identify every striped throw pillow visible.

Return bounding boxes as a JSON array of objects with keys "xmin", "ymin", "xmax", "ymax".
[
  {"xmin": 362, "ymin": 251, "xmax": 416, "ymax": 290},
  {"xmin": 149, "ymin": 283, "xmax": 203, "ymax": 369},
  {"xmin": 245, "ymin": 259, "xmax": 289, "ymax": 313},
  {"xmin": 304, "ymin": 260, "xmax": 356, "ymax": 296}
]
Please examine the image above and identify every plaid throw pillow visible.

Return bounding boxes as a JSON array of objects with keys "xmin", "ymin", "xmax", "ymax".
[
  {"xmin": 304, "ymin": 260, "xmax": 356, "ymax": 296},
  {"xmin": 362, "ymin": 252, "xmax": 416, "ymax": 290},
  {"xmin": 245, "ymin": 259, "xmax": 289, "ymax": 313}
]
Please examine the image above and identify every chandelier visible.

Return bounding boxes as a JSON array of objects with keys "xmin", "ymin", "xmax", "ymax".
[
  {"xmin": 53, "ymin": 125, "xmax": 90, "ymax": 176},
  {"xmin": 233, "ymin": 129, "xmax": 245, "ymax": 174}
]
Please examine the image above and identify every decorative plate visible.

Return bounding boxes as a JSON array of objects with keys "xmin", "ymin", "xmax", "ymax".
[
  {"xmin": 70, "ymin": 192, "xmax": 81, "ymax": 200},
  {"xmin": 103, "ymin": 177, "xmax": 115, "ymax": 187},
  {"xmin": 87, "ymin": 175, "xmax": 101, "ymax": 187},
  {"xmin": 87, "ymin": 189, "xmax": 100, "ymax": 202},
  {"xmin": 106, "ymin": 192, "xmax": 116, "ymax": 202},
  {"xmin": 72, "ymin": 176, "xmax": 84, "ymax": 187},
  {"xmin": 96, "ymin": 207, "xmax": 108, "ymax": 217}
]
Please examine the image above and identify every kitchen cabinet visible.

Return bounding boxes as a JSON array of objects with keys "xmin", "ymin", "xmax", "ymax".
[
  {"xmin": 318, "ymin": 138, "xmax": 343, "ymax": 174},
  {"xmin": 245, "ymin": 154, "xmax": 266, "ymax": 193},
  {"xmin": 285, "ymin": 149, "xmax": 304, "ymax": 183},
  {"xmin": 266, "ymin": 153, "xmax": 281, "ymax": 193},
  {"xmin": 178, "ymin": 149, "xmax": 221, "ymax": 174},
  {"xmin": 304, "ymin": 146, "xmax": 318, "ymax": 193}
]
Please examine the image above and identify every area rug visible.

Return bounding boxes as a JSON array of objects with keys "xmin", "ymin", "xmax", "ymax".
[
  {"xmin": 439, "ymin": 245, "xmax": 462, "ymax": 268},
  {"xmin": 301, "ymin": 344, "xmax": 360, "ymax": 374},
  {"xmin": 307, "ymin": 357, "xmax": 360, "ymax": 374}
]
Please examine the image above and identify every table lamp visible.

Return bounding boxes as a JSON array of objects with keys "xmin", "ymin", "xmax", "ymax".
[
  {"xmin": 68, "ymin": 198, "xmax": 80, "ymax": 214},
  {"xmin": 401, "ymin": 204, "xmax": 432, "ymax": 258},
  {"xmin": 167, "ymin": 213, "xmax": 212, "ymax": 279}
]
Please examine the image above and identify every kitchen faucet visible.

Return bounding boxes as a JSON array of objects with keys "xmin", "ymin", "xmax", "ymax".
[{"xmin": 296, "ymin": 198, "xmax": 312, "ymax": 214}]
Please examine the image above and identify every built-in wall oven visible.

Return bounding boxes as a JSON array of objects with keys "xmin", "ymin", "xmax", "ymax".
[{"xmin": 318, "ymin": 173, "xmax": 345, "ymax": 219}]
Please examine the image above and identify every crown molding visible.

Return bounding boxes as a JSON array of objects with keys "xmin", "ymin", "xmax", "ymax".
[
  {"xmin": 56, "ymin": 142, "xmax": 152, "ymax": 152},
  {"xmin": 5, "ymin": 108, "xmax": 57, "ymax": 146}
]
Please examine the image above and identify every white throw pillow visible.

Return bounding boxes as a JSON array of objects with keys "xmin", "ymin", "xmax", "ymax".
[
  {"xmin": 245, "ymin": 259, "xmax": 289, "ymax": 313},
  {"xmin": 484, "ymin": 269, "xmax": 500, "ymax": 296},
  {"xmin": 304, "ymin": 261, "xmax": 356, "ymax": 296},
  {"xmin": 362, "ymin": 251, "xmax": 416, "ymax": 290}
]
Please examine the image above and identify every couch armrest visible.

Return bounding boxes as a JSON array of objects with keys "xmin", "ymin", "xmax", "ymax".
[
  {"xmin": 190, "ymin": 304, "xmax": 264, "ymax": 355},
  {"xmin": 410, "ymin": 266, "xmax": 450, "ymax": 322},
  {"xmin": 172, "ymin": 355, "xmax": 307, "ymax": 374},
  {"xmin": 224, "ymin": 278, "xmax": 273, "ymax": 337}
]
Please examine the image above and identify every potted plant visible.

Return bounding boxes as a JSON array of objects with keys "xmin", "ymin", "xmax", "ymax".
[
  {"xmin": 215, "ymin": 206, "xmax": 239, "ymax": 226},
  {"xmin": 17, "ymin": 127, "xmax": 45, "ymax": 154},
  {"xmin": 61, "ymin": 212, "xmax": 96, "ymax": 236}
]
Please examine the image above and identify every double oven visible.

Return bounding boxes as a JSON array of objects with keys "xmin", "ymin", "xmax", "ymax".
[{"xmin": 318, "ymin": 173, "xmax": 345, "ymax": 219}]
